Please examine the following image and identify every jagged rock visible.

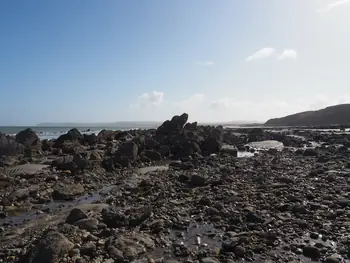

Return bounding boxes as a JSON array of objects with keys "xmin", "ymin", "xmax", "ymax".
[
  {"xmin": 101, "ymin": 207, "xmax": 129, "ymax": 228},
  {"xmin": 83, "ymin": 133, "xmax": 98, "ymax": 145},
  {"xmin": 51, "ymin": 154, "xmax": 89, "ymax": 173},
  {"xmin": 53, "ymin": 128, "xmax": 83, "ymax": 148},
  {"xmin": 184, "ymin": 122, "xmax": 198, "ymax": 130},
  {"xmin": 156, "ymin": 113, "xmax": 188, "ymax": 135},
  {"xmin": 65, "ymin": 208, "xmax": 88, "ymax": 224}
]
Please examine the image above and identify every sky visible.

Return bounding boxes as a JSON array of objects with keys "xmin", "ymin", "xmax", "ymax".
[{"xmin": 1, "ymin": 0, "xmax": 350, "ymax": 125}]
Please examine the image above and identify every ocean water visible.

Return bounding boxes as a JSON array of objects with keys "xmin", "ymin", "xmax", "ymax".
[{"xmin": 0, "ymin": 126, "xmax": 145, "ymax": 140}]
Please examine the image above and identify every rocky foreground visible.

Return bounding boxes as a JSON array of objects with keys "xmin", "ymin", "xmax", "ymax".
[{"xmin": 1, "ymin": 114, "xmax": 350, "ymax": 263}]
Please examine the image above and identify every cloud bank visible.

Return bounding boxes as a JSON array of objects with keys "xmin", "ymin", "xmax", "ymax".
[{"xmin": 131, "ymin": 91, "xmax": 350, "ymax": 122}]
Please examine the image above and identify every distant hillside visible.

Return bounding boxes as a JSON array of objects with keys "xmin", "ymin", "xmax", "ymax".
[{"xmin": 265, "ymin": 104, "xmax": 350, "ymax": 126}]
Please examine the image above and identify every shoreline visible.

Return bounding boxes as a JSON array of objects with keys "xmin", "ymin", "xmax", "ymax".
[{"xmin": 1, "ymin": 114, "xmax": 350, "ymax": 262}]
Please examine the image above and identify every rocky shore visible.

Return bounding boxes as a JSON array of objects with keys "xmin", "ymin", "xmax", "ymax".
[{"xmin": 1, "ymin": 113, "xmax": 350, "ymax": 263}]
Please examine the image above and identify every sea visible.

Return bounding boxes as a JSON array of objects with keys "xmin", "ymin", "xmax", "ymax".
[{"xmin": 0, "ymin": 126, "xmax": 152, "ymax": 140}]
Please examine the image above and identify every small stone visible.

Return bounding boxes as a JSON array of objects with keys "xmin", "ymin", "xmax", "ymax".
[
  {"xmin": 200, "ymin": 257, "xmax": 220, "ymax": 263},
  {"xmin": 325, "ymin": 255, "xmax": 340, "ymax": 263},
  {"xmin": 74, "ymin": 218, "xmax": 99, "ymax": 231}
]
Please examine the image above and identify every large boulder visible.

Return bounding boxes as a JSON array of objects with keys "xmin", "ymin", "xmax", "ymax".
[
  {"xmin": 0, "ymin": 133, "xmax": 24, "ymax": 156},
  {"xmin": 156, "ymin": 113, "xmax": 188, "ymax": 135},
  {"xmin": 23, "ymin": 231, "xmax": 74, "ymax": 263},
  {"xmin": 53, "ymin": 128, "xmax": 83, "ymax": 148},
  {"xmin": 15, "ymin": 128, "xmax": 40, "ymax": 148},
  {"xmin": 200, "ymin": 126, "xmax": 224, "ymax": 155}
]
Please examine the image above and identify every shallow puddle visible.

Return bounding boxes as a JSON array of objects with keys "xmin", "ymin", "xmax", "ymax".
[
  {"xmin": 137, "ymin": 165, "xmax": 169, "ymax": 175},
  {"xmin": 246, "ymin": 140, "xmax": 284, "ymax": 150}
]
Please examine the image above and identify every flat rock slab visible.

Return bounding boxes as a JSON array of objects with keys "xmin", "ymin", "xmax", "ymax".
[
  {"xmin": 6, "ymin": 164, "xmax": 50, "ymax": 176},
  {"xmin": 52, "ymin": 184, "xmax": 85, "ymax": 201}
]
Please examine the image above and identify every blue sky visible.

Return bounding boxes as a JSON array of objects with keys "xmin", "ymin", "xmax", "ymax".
[{"xmin": 1, "ymin": 0, "xmax": 350, "ymax": 125}]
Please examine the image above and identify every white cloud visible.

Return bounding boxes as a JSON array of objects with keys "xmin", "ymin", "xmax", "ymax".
[
  {"xmin": 278, "ymin": 49, "xmax": 298, "ymax": 60},
  {"xmin": 209, "ymin": 98, "xmax": 236, "ymax": 109},
  {"xmin": 131, "ymin": 90, "xmax": 164, "ymax": 108},
  {"xmin": 246, "ymin": 48, "xmax": 276, "ymax": 62},
  {"xmin": 316, "ymin": 0, "xmax": 349, "ymax": 12},
  {"xmin": 196, "ymin": 61, "xmax": 214, "ymax": 66}
]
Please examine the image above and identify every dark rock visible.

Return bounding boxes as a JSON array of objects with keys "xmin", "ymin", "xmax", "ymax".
[
  {"xmin": 119, "ymin": 141, "xmax": 138, "ymax": 160},
  {"xmin": 0, "ymin": 133, "xmax": 24, "ymax": 156},
  {"xmin": 98, "ymin": 129, "xmax": 117, "ymax": 142},
  {"xmin": 111, "ymin": 233, "xmax": 155, "ymax": 261},
  {"xmin": 303, "ymin": 148, "xmax": 319, "ymax": 157},
  {"xmin": 52, "ymin": 184, "xmax": 85, "ymax": 201},
  {"xmin": 220, "ymin": 145, "xmax": 238, "ymax": 156},
  {"xmin": 158, "ymin": 145, "xmax": 170, "ymax": 157},
  {"xmin": 101, "ymin": 207, "xmax": 129, "ymax": 228},
  {"xmin": 302, "ymin": 245, "xmax": 321, "ymax": 259},
  {"xmin": 143, "ymin": 150, "xmax": 162, "ymax": 161},
  {"xmin": 246, "ymin": 211, "xmax": 264, "ymax": 223},
  {"xmin": 65, "ymin": 208, "xmax": 88, "ymax": 224},
  {"xmin": 156, "ymin": 113, "xmax": 188, "ymax": 135},
  {"xmin": 53, "ymin": 128, "xmax": 83, "ymax": 148},
  {"xmin": 184, "ymin": 122, "xmax": 198, "ymax": 130},
  {"xmin": 79, "ymin": 243, "xmax": 96, "ymax": 257},
  {"xmin": 233, "ymin": 245, "xmax": 246, "ymax": 257},
  {"xmin": 201, "ymin": 126, "xmax": 224, "ymax": 154},
  {"xmin": 74, "ymin": 218, "xmax": 99, "ymax": 231},
  {"xmin": 15, "ymin": 128, "xmax": 40, "ymax": 148},
  {"xmin": 24, "ymin": 231, "xmax": 74, "ymax": 263},
  {"xmin": 89, "ymin": 151, "xmax": 102, "ymax": 161},
  {"xmin": 52, "ymin": 154, "xmax": 89, "ymax": 173},
  {"xmin": 128, "ymin": 206, "xmax": 153, "ymax": 227},
  {"xmin": 108, "ymin": 246, "xmax": 124, "ymax": 261},
  {"xmin": 190, "ymin": 173, "xmax": 206, "ymax": 187},
  {"xmin": 41, "ymin": 140, "xmax": 52, "ymax": 152},
  {"xmin": 83, "ymin": 133, "xmax": 98, "ymax": 145}
]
